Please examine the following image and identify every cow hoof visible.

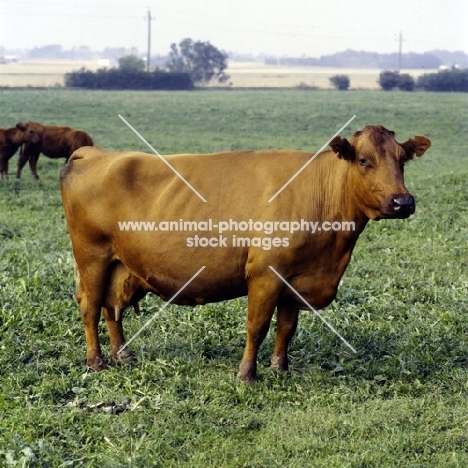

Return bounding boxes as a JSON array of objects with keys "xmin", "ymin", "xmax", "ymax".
[
  {"xmin": 113, "ymin": 349, "xmax": 135, "ymax": 365},
  {"xmin": 237, "ymin": 371, "xmax": 259, "ymax": 384},
  {"xmin": 86, "ymin": 356, "xmax": 107, "ymax": 371},
  {"xmin": 270, "ymin": 356, "xmax": 288, "ymax": 372}
]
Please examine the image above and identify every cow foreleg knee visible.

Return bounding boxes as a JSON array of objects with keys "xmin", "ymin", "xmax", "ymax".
[{"xmin": 271, "ymin": 305, "xmax": 299, "ymax": 372}]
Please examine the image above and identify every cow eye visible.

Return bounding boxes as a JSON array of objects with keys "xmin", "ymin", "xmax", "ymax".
[{"xmin": 358, "ymin": 158, "xmax": 368, "ymax": 167}]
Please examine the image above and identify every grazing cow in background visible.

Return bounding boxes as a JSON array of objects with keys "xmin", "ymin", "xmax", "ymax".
[
  {"xmin": 15, "ymin": 121, "xmax": 93, "ymax": 179},
  {"xmin": 0, "ymin": 124, "xmax": 39, "ymax": 179},
  {"xmin": 60, "ymin": 125, "xmax": 431, "ymax": 382}
]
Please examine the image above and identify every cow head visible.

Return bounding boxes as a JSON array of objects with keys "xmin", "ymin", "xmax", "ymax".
[
  {"xmin": 15, "ymin": 122, "xmax": 41, "ymax": 145},
  {"xmin": 330, "ymin": 125, "xmax": 431, "ymax": 220}
]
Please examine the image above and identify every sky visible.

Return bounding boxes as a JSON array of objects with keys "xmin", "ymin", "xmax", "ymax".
[{"xmin": 1, "ymin": 0, "xmax": 467, "ymax": 57}]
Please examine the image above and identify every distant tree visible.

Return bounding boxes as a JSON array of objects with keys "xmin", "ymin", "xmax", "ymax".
[
  {"xmin": 167, "ymin": 38, "xmax": 229, "ymax": 84},
  {"xmin": 398, "ymin": 73, "xmax": 415, "ymax": 91},
  {"xmin": 417, "ymin": 67, "xmax": 468, "ymax": 92},
  {"xmin": 401, "ymin": 52, "xmax": 441, "ymax": 69},
  {"xmin": 118, "ymin": 55, "xmax": 145, "ymax": 72},
  {"xmin": 379, "ymin": 71, "xmax": 415, "ymax": 91},
  {"xmin": 28, "ymin": 44, "xmax": 63, "ymax": 59},
  {"xmin": 430, "ymin": 50, "xmax": 468, "ymax": 68},
  {"xmin": 379, "ymin": 71, "xmax": 400, "ymax": 90},
  {"xmin": 329, "ymin": 74, "xmax": 350, "ymax": 90}
]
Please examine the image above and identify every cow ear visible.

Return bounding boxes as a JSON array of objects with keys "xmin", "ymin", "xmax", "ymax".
[
  {"xmin": 400, "ymin": 135, "xmax": 431, "ymax": 159},
  {"xmin": 329, "ymin": 136, "xmax": 355, "ymax": 161},
  {"xmin": 16, "ymin": 122, "xmax": 27, "ymax": 131}
]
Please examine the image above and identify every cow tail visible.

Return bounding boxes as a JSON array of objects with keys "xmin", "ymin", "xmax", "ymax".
[{"xmin": 60, "ymin": 148, "xmax": 84, "ymax": 180}]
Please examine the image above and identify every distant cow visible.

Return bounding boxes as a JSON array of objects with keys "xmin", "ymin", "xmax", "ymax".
[
  {"xmin": 60, "ymin": 125, "xmax": 431, "ymax": 382},
  {"xmin": 15, "ymin": 122, "xmax": 93, "ymax": 179},
  {"xmin": 0, "ymin": 124, "xmax": 38, "ymax": 180}
]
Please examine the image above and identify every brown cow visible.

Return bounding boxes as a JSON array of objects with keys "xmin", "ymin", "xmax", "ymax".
[
  {"xmin": 0, "ymin": 124, "xmax": 39, "ymax": 180},
  {"xmin": 60, "ymin": 125, "xmax": 431, "ymax": 382},
  {"xmin": 15, "ymin": 121, "xmax": 93, "ymax": 180}
]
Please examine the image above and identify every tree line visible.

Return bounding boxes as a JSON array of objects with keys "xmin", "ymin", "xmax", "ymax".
[
  {"xmin": 63, "ymin": 37, "xmax": 467, "ymax": 92},
  {"xmin": 327, "ymin": 68, "xmax": 467, "ymax": 92},
  {"xmin": 377, "ymin": 68, "xmax": 468, "ymax": 92},
  {"xmin": 267, "ymin": 49, "xmax": 468, "ymax": 69},
  {"xmin": 66, "ymin": 39, "xmax": 229, "ymax": 90}
]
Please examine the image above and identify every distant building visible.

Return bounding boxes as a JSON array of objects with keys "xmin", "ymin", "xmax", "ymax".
[
  {"xmin": 96, "ymin": 58, "xmax": 111, "ymax": 68},
  {"xmin": 0, "ymin": 55, "xmax": 19, "ymax": 64}
]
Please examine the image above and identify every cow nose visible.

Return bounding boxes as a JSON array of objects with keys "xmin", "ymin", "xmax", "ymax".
[{"xmin": 392, "ymin": 195, "xmax": 415, "ymax": 215}]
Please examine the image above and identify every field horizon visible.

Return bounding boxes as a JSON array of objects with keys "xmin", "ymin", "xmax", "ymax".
[{"xmin": 0, "ymin": 58, "xmax": 437, "ymax": 89}]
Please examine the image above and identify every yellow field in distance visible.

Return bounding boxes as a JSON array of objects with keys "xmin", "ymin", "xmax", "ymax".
[{"xmin": 0, "ymin": 59, "xmax": 435, "ymax": 89}]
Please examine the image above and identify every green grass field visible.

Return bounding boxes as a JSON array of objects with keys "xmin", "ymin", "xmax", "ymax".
[{"xmin": 1, "ymin": 89, "xmax": 468, "ymax": 467}]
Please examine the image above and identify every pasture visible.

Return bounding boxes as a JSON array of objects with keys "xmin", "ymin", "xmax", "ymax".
[{"xmin": 0, "ymin": 88, "xmax": 467, "ymax": 466}]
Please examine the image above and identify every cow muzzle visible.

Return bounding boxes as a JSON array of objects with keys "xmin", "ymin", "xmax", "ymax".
[{"xmin": 382, "ymin": 193, "xmax": 415, "ymax": 218}]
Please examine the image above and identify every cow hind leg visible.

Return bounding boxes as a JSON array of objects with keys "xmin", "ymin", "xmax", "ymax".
[
  {"xmin": 15, "ymin": 149, "xmax": 29, "ymax": 180},
  {"xmin": 238, "ymin": 275, "xmax": 281, "ymax": 383},
  {"xmin": 271, "ymin": 305, "xmax": 299, "ymax": 372},
  {"xmin": 78, "ymin": 294, "xmax": 106, "ymax": 370},
  {"xmin": 27, "ymin": 152, "xmax": 40, "ymax": 180},
  {"xmin": 102, "ymin": 306, "xmax": 134, "ymax": 364},
  {"xmin": 75, "ymin": 261, "xmax": 110, "ymax": 370}
]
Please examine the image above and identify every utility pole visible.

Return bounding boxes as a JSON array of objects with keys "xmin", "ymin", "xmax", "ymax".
[
  {"xmin": 146, "ymin": 9, "xmax": 154, "ymax": 72},
  {"xmin": 397, "ymin": 31, "xmax": 402, "ymax": 72}
]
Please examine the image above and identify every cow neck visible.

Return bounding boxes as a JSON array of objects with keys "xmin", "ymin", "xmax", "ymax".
[{"xmin": 301, "ymin": 151, "xmax": 368, "ymax": 235}]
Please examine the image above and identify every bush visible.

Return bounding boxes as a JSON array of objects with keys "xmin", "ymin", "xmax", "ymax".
[
  {"xmin": 379, "ymin": 71, "xmax": 400, "ymax": 91},
  {"xmin": 397, "ymin": 73, "xmax": 415, "ymax": 91},
  {"xmin": 329, "ymin": 75, "xmax": 350, "ymax": 90},
  {"xmin": 65, "ymin": 68, "xmax": 193, "ymax": 90},
  {"xmin": 378, "ymin": 71, "xmax": 415, "ymax": 91},
  {"xmin": 417, "ymin": 68, "xmax": 468, "ymax": 92}
]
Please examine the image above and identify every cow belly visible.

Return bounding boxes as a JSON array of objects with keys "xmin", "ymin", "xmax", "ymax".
[
  {"xmin": 115, "ymin": 237, "xmax": 249, "ymax": 304},
  {"xmin": 146, "ymin": 275, "xmax": 247, "ymax": 305}
]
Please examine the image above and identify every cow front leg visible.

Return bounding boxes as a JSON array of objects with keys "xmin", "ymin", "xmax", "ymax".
[
  {"xmin": 238, "ymin": 275, "xmax": 281, "ymax": 383},
  {"xmin": 102, "ymin": 306, "xmax": 134, "ymax": 364},
  {"xmin": 271, "ymin": 305, "xmax": 299, "ymax": 372}
]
